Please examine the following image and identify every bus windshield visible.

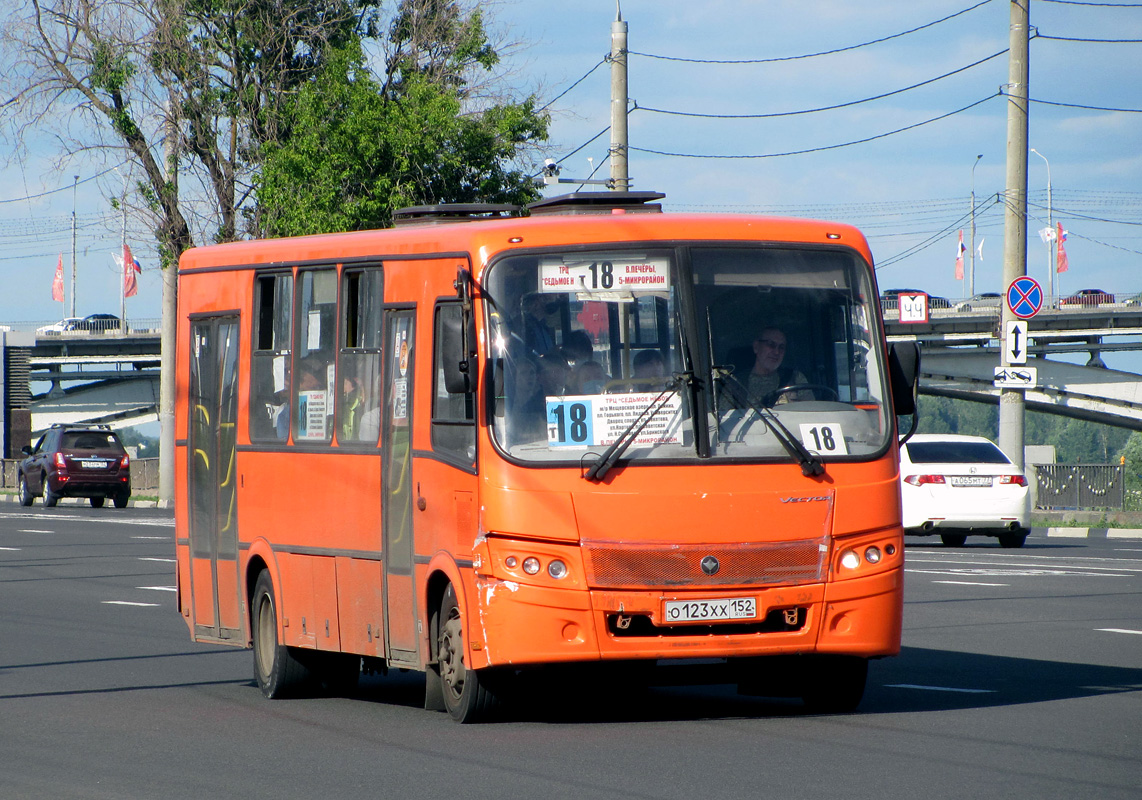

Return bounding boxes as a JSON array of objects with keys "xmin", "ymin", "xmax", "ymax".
[{"xmin": 485, "ymin": 244, "xmax": 890, "ymax": 464}]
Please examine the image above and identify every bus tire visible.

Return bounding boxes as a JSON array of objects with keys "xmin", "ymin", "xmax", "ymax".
[
  {"xmin": 800, "ymin": 656, "xmax": 868, "ymax": 714},
  {"xmin": 252, "ymin": 571, "xmax": 312, "ymax": 698},
  {"xmin": 437, "ymin": 583, "xmax": 502, "ymax": 723}
]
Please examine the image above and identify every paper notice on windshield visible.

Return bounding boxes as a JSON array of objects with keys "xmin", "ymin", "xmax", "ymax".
[
  {"xmin": 545, "ymin": 392, "xmax": 683, "ymax": 448},
  {"xmin": 539, "ymin": 257, "xmax": 671, "ymax": 294}
]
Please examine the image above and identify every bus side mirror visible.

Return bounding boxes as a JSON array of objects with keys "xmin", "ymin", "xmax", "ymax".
[
  {"xmin": 888, "ymin": 341, "xmax": 920, "ymax": 417},
  {"xmin": 441, "ymin": 308, "xmax": 476, "ymax": 395}
]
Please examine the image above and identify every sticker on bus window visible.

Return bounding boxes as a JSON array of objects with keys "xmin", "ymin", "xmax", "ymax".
[
  {"xmin": 539, "ymin": 257, "xmax": 671, "ymax": 294},
  {"xmin": 546, "ymin": 392, "xmax": 682, "ymax": 448},
  {"xmin": 798, "ymin": 422, "xmax": 848, "ymax": 456},
  {"xmin": 298, "ymin": 390, "xmax": 327, "ymax": 439}
]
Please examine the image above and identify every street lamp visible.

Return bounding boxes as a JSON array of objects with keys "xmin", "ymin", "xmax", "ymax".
[
  {"xmin": 970, "ymin": 154, "xmax": 982, "ymax": 298},
  {"xmin": 1030, "ymin": 148, "xmax": 1054, "ymax": 299}
]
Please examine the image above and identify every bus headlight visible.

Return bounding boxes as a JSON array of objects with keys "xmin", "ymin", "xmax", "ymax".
[
  {"xmin": 547, "ymin": 560, "xmax": 568, "ymax": 579},
  {"xmin": 840, "ymin": 549, "xmax": 861, "ymax": 570},
  {"xmin": 522, "ymin": 557, "xmax": 541, "ymax": 575},
  {"xmin": 864, "ymin": 546, "xmax": 882, "ymax": 564}
]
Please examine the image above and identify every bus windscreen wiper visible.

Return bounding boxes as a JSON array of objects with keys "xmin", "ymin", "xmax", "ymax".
[
  {"xmin": 583, "ymin": 379, "xmax": 683, "ymax": 482},
  {"xmin": 718, "ymin": 373, "xmax": 824, "ymax": 477}
]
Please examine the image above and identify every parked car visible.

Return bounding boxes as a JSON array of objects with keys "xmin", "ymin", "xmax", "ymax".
[
  {"xmin": 1060, "ymin": 288, "xmax": 1115, "ymax": 306},
  {"xmin": 899, "ymin": 433, "xmax": 1030, "ymax": 548},
  {"xmin": 35, "ymin": 317, "xmax": 84, "ymax": 335},
  {"xmin": 955, "ymin": 292, "xmax": 1002, "ymax": 312},
  {"xmin": 880, "ymin": 288, "xmax": 925, "ymax": 311},
  {"xmin": 17, "ymin": 424, "xmax": 132, "ymax": 508},
  {"xmin": 76, "ymin": 313, "xmax": 122, "ymax": 332}
]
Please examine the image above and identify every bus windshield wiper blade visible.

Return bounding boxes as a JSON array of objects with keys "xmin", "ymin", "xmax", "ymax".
[
  {"xmin": 584, "ymin": 380, "xmax": 682, "ymax": 483},
  {"xmin": 719, "ymin": 374, "xmax": 824, "ymax": 477}
]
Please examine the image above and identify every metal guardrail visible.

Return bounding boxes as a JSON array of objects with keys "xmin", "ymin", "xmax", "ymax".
[
  {"xmin": 1034, "ymin": 464, "xmax": 1124, "ymax": 510},
  {"xmin": 1, "ymin": 457, "xmax": 159, "ymax": 493}
]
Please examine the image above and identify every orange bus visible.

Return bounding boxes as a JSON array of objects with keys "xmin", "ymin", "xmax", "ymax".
[{"xmin": 175, "ymin": 191, "xmax": 918, "ymax": 722}]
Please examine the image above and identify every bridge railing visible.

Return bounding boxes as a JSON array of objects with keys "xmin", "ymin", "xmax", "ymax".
[
  {"xmin": 1033, "ymin": 464, "xmax": 1124, "ymax": 510},
  {"xmin": 1, "ymin": 458, "xmax": 160, "ymax": 494}
]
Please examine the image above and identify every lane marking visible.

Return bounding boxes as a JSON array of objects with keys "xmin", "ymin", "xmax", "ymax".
[
  {"xmin": 932, "ymin": 580, "xmax": 1009, "ymax": 587},
  {"xmin": 18, "ymin": 529, "xmax": 54, "ymax": 534},
  {"xmin": 138, "ymin": 586, "xmax": 176, "ymax": 592},
  {"xmin": 886, "ymin": 684, "xmax": 996, "ymax": 694},
  {"xmin": 0, "ymin": 546, "xmax": 21, "ymax": 551},
  {"xmin": 132, "ymin": 536, "xmax": 168, "ymax": 541},
  {"xmin": 1096, "ymin": 628, "xmax": 1142, "ymax": 635},
  {"xmin": 102, "ymin": 601, "xmax": 162, "ymax": 607},
  {"xmin": 906, "ymin": 567, "xmax": 1131, "ymax": 578},
  {"xmin": 139, "ymin": 557, "xmax": 175, "ymax": 563}
]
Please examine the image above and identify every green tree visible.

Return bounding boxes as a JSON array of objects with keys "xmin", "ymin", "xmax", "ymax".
[{"xmin": 255, "ymin": 5, "xmax": 547, "ymax": 236}]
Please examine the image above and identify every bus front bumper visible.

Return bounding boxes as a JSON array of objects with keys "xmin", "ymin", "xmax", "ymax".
[{"xmin": 469, "ymin": 568, "xmax": 901, "ymax": 669}]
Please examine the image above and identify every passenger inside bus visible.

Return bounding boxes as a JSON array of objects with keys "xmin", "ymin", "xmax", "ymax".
[
  {"xmin": 560, "ymin": 329, "xmax": 593, "ymax": 366},
  {"xmin": 567, "ymin": 359, "xmax": 608, "ymax": 395},
  {"xmin": 517, "ymin": 293, "xmax": 557, "ymax": 357}
]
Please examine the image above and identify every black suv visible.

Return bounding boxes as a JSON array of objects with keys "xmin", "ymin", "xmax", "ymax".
[{"xmin": 18, "ymin": 425, "xmax": 132, "ymax": 508}]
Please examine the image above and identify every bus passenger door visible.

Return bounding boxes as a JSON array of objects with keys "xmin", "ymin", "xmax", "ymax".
[
  {"xmin": 381, "ymin": 310, "xmax": 419, "ymax": 666},
  {"xmin": 187, "ymin": 316, "xmax": 243, "ymax": 642}
]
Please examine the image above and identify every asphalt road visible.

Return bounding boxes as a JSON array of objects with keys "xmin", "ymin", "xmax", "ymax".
[{"xmin": 1, "ymin": 509, "xmax": 1139, "ymax": 800}]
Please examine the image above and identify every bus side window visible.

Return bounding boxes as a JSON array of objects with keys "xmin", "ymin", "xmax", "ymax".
[
  {"xmin": 432, "ymin": 302, "xmax": 476, "ymax": 464},
  {"xmin": 250, "ymin": 271, "xmax": 293, "ymax": 441},
  {"xmin": 338, "ymin": 268, "xmax": 384, "ymax": 445},
  {"xmin": 293, "ymin": 268, "xmax": 337, "ymax": 444}
]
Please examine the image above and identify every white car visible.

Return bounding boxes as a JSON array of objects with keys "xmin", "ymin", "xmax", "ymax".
[
  {"xmin": 899, "ymin": 433, "xmax": 1030, "ymax": 548},
  {"xmin": 35, "ymin": 317, "xmax": 84, "ymax": 335}
]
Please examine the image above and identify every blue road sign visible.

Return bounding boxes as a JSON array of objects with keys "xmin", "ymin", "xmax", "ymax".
[{"xmin": 1007, "ymin": 276, "xmax": 1043, "ymax": 319}]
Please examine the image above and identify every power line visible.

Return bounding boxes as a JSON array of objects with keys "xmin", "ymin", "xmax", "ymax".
[
  {"xmin": 1029, "ymin": 97, "xmax": 1142, "ymax": 113},
  {"xmin": 0, "ymin": 163, "xmax": 127, "ymax": 205},
  {"xmin": 636, "ymin": 50, "xmax": 1007, "ymax": 119},
  {"xmin": 628, "ymin": 0, "xmax": 995, "ymax": 64},
  {"xmin": 630, "ymin": 93, "xmax": 999, "ymax": 160},
  {"xmin": 538, "ymin": 56, "xmax": 609, "ymax": 112},
  {"xmin": 1036, "ymin": 33, "xmax": 1142, "ymax": 42}
]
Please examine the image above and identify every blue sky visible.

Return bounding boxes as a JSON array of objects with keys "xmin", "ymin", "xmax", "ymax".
[{"xmin": 2, "ymin": 0, "xmax": 1140, "ymax": 329}]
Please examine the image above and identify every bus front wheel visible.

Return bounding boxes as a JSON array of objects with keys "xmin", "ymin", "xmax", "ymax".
[
  {"xmin": 436, "ymin": 583, "xmax": 502, "ymax": 723},
  {"xmin": 800, "ymin": 656, "xmax": 868, "ymax": 714},
  {"xmin": 252, "ymin": 571, "xmax": 312, "ymax": 698}
]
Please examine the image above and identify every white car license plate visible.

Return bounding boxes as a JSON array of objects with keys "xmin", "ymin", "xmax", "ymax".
[
  {"xmin": 80, "ymin": 460, "xmax": 106, "ymax": 469},
  {"xmin": 663, "ymin": 597, "xmax": 757, "ymax": 624},
  {"xmin": 951, "ymin": 476, "xmax": 992, "ymax": 487}
]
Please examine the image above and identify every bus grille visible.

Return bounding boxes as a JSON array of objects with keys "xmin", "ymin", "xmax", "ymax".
[{"xmin": 581, "ymin": 538, "xmax": 828, "ymax": 589}]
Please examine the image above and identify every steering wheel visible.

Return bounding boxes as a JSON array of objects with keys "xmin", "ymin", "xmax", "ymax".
[{"xmin": 773, "ymin": 383, "xmax": 839, "ymax": 402}]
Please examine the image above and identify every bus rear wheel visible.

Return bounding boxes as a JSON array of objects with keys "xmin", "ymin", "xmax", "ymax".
[
  {"xmin": 436, "ymin": 584, "xmax": 502, "ymax": 723},
  {"xmin": 252, "ymin": 571, "xmax": 312, "ymax": 698}
]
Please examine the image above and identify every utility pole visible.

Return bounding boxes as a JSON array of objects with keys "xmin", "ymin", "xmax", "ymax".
[
  {"xmin": 999, "ymin": 0, "xmax": 1030, "ymax": 469},
  {"xmin": 158, "ymin": 104, "xmax": 178, "ymax": 508},
  {"xmin": 609, "ymin": 1, "xmax": 629, "ymax": 191},
  {"xmin": 70, "ymin": 175, "xmax": 78, "ymax": 318}
]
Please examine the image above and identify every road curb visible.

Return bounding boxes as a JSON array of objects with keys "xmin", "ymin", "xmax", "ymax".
[
  {"xmin": 0, "ymin": 493, "xmax": 158, "ymax": 509},
  {"xmin": 1035, "ymin": 526, "xmax": 1142, "ymax": 540}
]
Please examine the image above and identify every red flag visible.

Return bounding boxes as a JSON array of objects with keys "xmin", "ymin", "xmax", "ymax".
[
  {"xmin": 52, "ymin": 254, "xmax": 64, "ymax": 302},
  {"xmin": 1056, "ymin": 223, "xmax": 1069, "ymax": 273},
  {"xmin": 954, "ymin": 230, "xmax": 965, "ymax": 280},
  {"xmin": 123, "ymin": 243, "xmax": 141, "ymax": 297}
]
